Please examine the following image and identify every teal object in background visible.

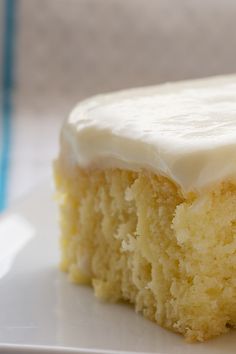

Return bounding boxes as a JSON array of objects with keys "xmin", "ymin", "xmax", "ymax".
[{"xmin": 0, "ymin": 0, "xmax": 17, "ymax": 211}]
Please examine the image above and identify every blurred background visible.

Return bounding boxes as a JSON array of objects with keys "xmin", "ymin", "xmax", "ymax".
[{"xmin": 1, "ymin": 0, "xmax": 236, "ymax": 210}]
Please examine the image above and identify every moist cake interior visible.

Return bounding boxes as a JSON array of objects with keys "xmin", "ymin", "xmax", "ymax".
[{"xmin": 54, "ymin": 161, "xmax": 236, "ymax": 342}]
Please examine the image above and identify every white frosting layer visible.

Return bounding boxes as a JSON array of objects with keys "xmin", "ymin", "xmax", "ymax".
[{"xmin": 62, "ymin": 75, "xmax": 236, "ymax": 193}]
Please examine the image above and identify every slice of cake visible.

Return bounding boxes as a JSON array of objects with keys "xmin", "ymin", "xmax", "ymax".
[{"xmin": 54, "ymin": 75, "xmax": 236, "ymax": 342}]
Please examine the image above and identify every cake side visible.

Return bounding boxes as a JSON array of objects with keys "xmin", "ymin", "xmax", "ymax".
[{"xmin": 54, "ymin": 155, "xmax": 236, "ymax": 341}]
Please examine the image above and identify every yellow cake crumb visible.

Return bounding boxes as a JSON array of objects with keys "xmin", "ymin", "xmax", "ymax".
[{"xmin": 54, "ymin": 158, "xmax": 236, "ymax": 342}]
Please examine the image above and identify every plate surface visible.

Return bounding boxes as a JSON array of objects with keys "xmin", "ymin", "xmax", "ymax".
[{"xmin": 0, "ymin": 181, "xmax": 236, "ymax": 354}]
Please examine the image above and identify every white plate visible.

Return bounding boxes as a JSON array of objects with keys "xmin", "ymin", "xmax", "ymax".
[{"xmin": 0, "ymin": 181, "xmax": 236, "ymax": 354}]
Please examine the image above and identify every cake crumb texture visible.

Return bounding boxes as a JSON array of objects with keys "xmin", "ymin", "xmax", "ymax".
[{"xmin": 54, "ymin": 161, "xmax": 236, "ymax": 342}]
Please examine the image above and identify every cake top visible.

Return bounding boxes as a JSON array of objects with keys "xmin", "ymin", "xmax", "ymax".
[{"xmin": 62, "ymin": 75, "xmax": 236, "ymax": 193}]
